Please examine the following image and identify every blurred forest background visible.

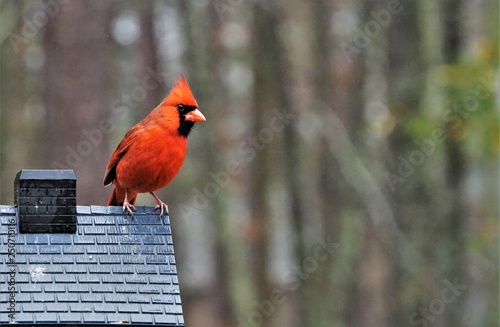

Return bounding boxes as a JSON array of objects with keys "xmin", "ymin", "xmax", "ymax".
[{"xmin": 0, "ymin": 0, "xmax": 498, "ymax": 326}]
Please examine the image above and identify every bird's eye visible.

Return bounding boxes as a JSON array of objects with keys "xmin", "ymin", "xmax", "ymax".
[{"xmin": 177, "ymin": 104, "xmax": 185, "ymax": 112}]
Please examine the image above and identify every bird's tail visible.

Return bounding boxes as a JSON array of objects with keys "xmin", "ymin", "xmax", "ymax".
[{"xmin": 106, "ymin": 187, "xmax": 137, "ymax": 206}]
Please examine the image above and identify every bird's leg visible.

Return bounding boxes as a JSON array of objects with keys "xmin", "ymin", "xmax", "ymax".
[
  {"xmin": 122, "ymin": 190, "xmax": 136, "ymax": 216},
  {"xmin": 150, "ymin": 192, "xmax": 169, "ymax": 216}
]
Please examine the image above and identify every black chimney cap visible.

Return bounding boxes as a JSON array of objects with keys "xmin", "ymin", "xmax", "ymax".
[{"xmin": 15, "ymin": 169, "xmax": 77, "ymax": 233}]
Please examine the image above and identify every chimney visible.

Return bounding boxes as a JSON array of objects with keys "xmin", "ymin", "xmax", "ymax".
[{"xmin": 14, "ymin": 169, "xmax": 77, "ymax": 233}]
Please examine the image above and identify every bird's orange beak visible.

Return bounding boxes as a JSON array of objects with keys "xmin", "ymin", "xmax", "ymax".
[{"xmin": 185, "ymin": 108, "xmax": 206, "ymax": 123}]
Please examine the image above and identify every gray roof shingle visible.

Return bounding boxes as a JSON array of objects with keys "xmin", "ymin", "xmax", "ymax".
[{"xmin": 0, "ymin": 205, "xmax": 184, "ymax": 326}]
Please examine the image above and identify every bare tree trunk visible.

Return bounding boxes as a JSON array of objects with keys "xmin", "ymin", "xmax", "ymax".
[
  {"xmin": 0, "ymin": 2, "xmax": 35, "ymax": 204},
  {"xmin": 178, "ymin": 1, "xmax": 236, "ymax": 326},
  {"xmin": 43, "ymin": 1, "xmax": 114, "ymax": 204},
  {"xmin": 247, "ymin": 4, "xmax": 280, "ymax": 327},
  {"xmin": 442, "ymin": 1, "xmax": 468, "ymax": 326},
  {"xmin": 358, "ymin": 43, "xmax": 392, "ymax": 327},
  {"xmin": 358, "ymin": 226, "xmax": 392, "ymax": 327},
  {"xmin": 305, "ymin": 1, "xmax": 343, "ymax": 325},
  {"xmin": 137, "ymin": 0, "xmax": 164, "ymax": 118}
]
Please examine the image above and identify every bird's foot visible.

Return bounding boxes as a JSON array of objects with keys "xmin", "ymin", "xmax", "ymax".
[
  {"xmin": 150, "ymin": 192, "xmax": 169, "ymax": 217},
  {"xmin": 154, "ymin": 202, "xmax": 169, "ymax": 217},
  {"xmin": 122, "ymin": 200, "xmax": 136, "ymax": 216}
]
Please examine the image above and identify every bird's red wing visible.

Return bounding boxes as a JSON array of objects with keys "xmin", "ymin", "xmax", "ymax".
[{"xmin": 103, "ymin": 125, "xmax": 141, "ymax": 186}]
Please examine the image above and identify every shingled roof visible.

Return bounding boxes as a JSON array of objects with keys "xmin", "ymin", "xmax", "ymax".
[{"xmin": 0, "ymin": 170, "xmax": 185, "ymax": 326}]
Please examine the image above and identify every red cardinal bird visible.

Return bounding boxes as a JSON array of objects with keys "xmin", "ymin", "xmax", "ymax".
[{"xmin": 104, "ymin": 75, "xmax": 206, "ymax": 216}]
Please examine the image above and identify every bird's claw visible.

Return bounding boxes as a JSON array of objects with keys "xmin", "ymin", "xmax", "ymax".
[
  {"xmin": 122, "ymin": 201, "xmax": 136, "ymax": 216},
  {"xmin": 154, "ymin": 202, "xmax": 169, "ymax": 217},
  {"xmin": 149, "ymin": 192, "xmax": 168, "ymax": 217}
]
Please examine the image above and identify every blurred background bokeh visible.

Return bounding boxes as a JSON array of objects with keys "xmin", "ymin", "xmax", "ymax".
[{"xmin": 0, "ymin": 0, "xmax": 498, "ymax": 326}]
